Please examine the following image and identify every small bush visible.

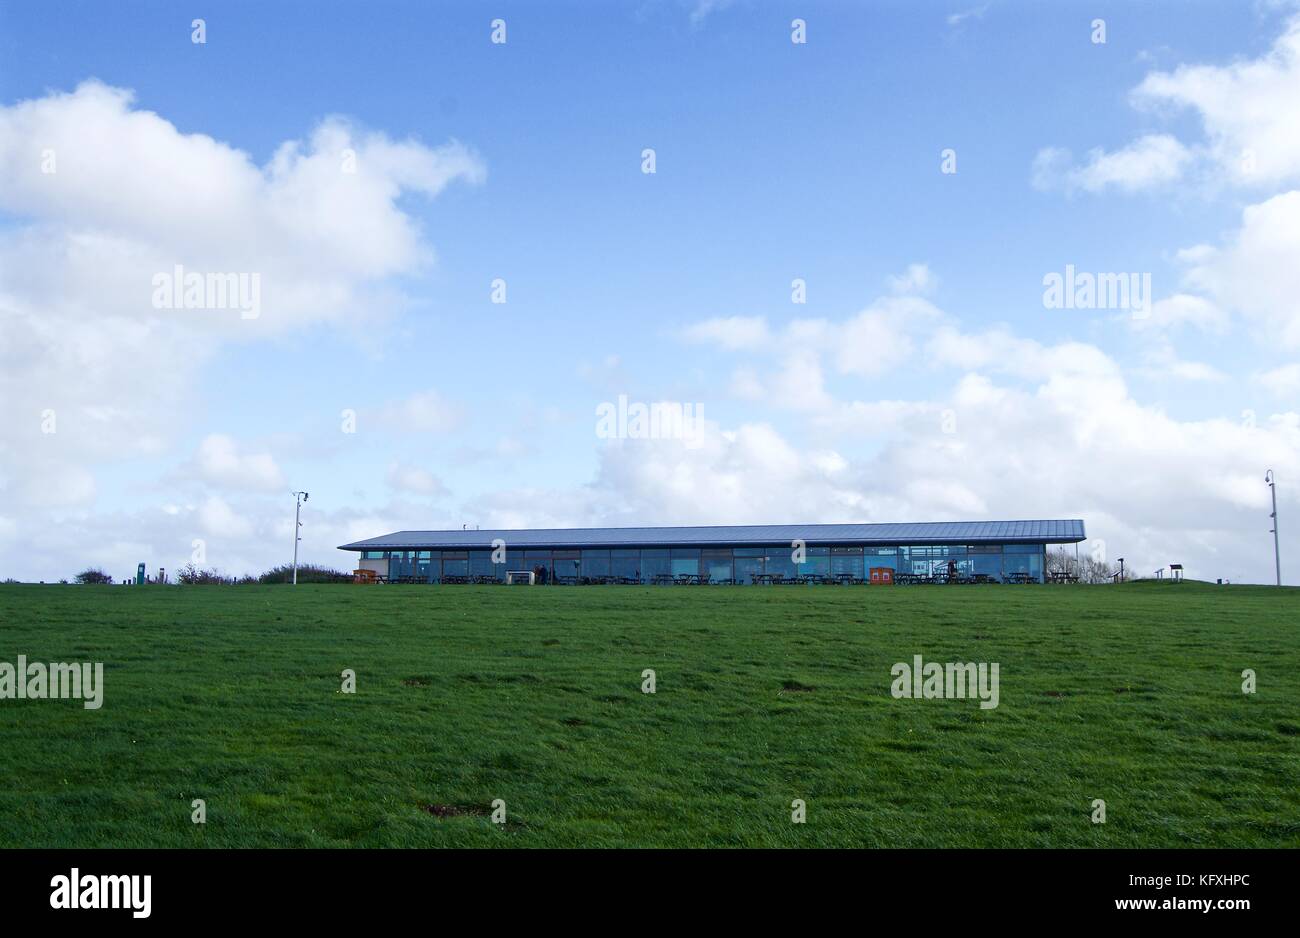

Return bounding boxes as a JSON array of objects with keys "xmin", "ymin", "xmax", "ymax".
[
  {"xmin": 74, "ymin": 568, "xmax": 113, "ymax": 585},
  {"xmin": 177, "ymin": 563, "xmax": 239, "ymax": 585},
  {"xmin": 257, "ymin": 563, "xmax": 351, "ymax": 584}
]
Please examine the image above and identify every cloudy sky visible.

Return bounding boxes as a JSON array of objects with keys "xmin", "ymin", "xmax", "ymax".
[{"xmin": 1, "ymin": 1, "xmax": 1297, "ymax": 583}]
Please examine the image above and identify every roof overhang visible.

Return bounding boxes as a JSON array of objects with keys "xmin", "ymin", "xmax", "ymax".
[{"xmin": 339, "ymin": 520, "xmax": 1087, "ymax": 551}]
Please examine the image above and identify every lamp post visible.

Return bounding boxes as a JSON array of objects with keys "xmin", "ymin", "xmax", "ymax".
[
  {"xmin": 1117, "ymin": 557, "xmax": 1125, "ymax": 583},
  {"xmin": 291, "ymin": 491, "xmax": 309, "ymax": 585},
  {"xmin": 1266, "ymin": 470, "xmax": 1281, "ymax": 587}
]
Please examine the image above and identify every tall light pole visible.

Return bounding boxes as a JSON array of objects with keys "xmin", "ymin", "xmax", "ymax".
[
  {"xmin": 1266, "ymin": 470, "xmax": 1281, "ymax": 587},
  {"xmin": 291, "ymin": 491, "xmax": 309, "ymax": 585}
]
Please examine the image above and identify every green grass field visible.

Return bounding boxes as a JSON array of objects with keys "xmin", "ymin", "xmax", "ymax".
[{"xmin": 1, "ymin": 581, "xmax": 1296, "ymax": 848}]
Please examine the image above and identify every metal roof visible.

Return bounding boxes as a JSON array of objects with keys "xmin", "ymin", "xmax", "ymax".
[{"xmin": 339, "ymin": 520, "xmax": 1086, "ymax": 551}]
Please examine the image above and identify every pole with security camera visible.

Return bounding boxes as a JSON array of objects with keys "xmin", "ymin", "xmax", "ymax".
[
  {"xmin": 291, "ymin": 491, "xmax": 309, "ymax": 585},
  {"xmin": 1266, "ymin": 470, "xmax": 1280, "ymax": 587}
]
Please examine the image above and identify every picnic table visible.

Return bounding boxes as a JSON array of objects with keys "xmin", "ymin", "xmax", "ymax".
[
  {"xmin": 650, "ymin": 574, "xmax": 676, "ymax": 586},
  {"xmin": 894, "ymin": 573, "xmax": 928, "ymax": 585},
  {"xmin": 674, "ymin": 574, "xmax": 709, "ymax": 585},
  {"xmin": 1047, "ymin": 571, "xmax": 1079, "ymax": 584},
  {"xmin": 1005, "ymin": 571, "xmax": 1037, "ymax": 584},
  {"xmin": 750, "ymin": 573, "xmax": 777, "ymax": 585}
]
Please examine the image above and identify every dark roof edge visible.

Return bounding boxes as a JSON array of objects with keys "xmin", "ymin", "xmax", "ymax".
[{"xmin": 338, "ymin": 520, "xmax": 1087, "ymax": 551}]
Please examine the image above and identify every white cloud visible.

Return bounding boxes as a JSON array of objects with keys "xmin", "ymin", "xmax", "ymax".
[
  {"xmin": 1130, "ymin": 293, "xmax": 1229, "ymax": 334},
  {"xmin": 197, "ymin": 495, "xmax": 254, "ymax": 539},
  {"xmin": 836, "ymin": 296, "xmax": 944, "ymax": 377},
  {"xmin": 689, "ymin": 0, "xmax": 735, "ymax": 27},
  {"xmin": 191, "ymin": 434, "xmax": 285, "ymax": 492},
  {"xmin": 683, "ymin": 315, "xmax": 771, "ymax": 350},
  {"xmin": 0, "ymin": 81, "xmax": 482, "ymax": 579},
  {"xmin": 1256, "ymin": 362, "xmax": 1300, "ymax": 396},
  {"xmin": 1032, "ymin": 134, "xmax": 1192, "ymax": 193},
  {"xmin": 947, "ymin": 4, "xmax": 990, "ymax": 28},
  {"xmin": 1135, "ymin": 344, "xmax": 1228, "ymax": 383},
  {"xmin": 375, "ymin": 389, "xmax": 463, "ymax": 434},
  {"xmin": 386, "ymin": 463, "xmax": 447, "ymax": 496},
  {"xmin": 887, "ymin": 262, "xmax": 937, "ymax": 295},
  {"xmin": 1180, "ymin": 190, "xmax": 1300, "ymax": 348},
  {"xmin": 1132, "ymin": 15, "xmax": 1300, "ymax": 187},
  {"xmin": 684, "ymin": 271, "xmax": 949, "ymax": 397},
  {"xmin": 1036, "ymin": 16, "xmax": 1300, "ymax": 192}
]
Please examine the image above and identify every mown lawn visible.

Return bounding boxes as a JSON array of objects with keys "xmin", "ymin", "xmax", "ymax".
[{"xmin": 0, "ymin": 581, "xmax": 1296, "ymax": 847}]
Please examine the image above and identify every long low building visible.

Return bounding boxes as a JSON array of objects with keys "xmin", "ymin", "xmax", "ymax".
[{"xmin": 340, "ymin": 519, "xmax": 1086, "ymax": 584}]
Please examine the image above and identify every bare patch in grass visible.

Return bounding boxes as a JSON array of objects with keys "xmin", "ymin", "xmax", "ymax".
[{"xmin": 422, "ymin": 803, "xmax": 487, "ymax": 818}]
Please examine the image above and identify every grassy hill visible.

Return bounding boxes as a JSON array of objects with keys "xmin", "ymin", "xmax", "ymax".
[{"xmin": 0, "ymin": 581, "xmax": 1296, "ymax": 847}]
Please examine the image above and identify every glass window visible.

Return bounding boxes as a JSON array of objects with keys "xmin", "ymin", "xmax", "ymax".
[
  {"xmin": 1003, "ymin": 546, "xmax": 1045, "ymax": 582},
  {"xmin": 551, "ymin": 550, "xmax": 579, "ymax": 581},
  {"xmin": 441, "ymin": 551, "xmax": 468, "ymax": 578},
  {"xmin": 414, "ymin": 550, "xmax": 435, "ymax": 581},
  {"xmin": 610, "ymin": 549, "xmax": 641, "ymax": 579},
  {"xmin": 863, "ymin": 547, "xmax": 897, "ymax": 571},
  {"xmin": 801, "ymin": 546, "xmax": 830, "ymax": 576},
  {"xmin": 389, "ymin": 550, "xmax": 412, "ymax": 578},
  {"xmin": 734, "ymin": 552, "xmax": 764, "ymax": 584},
  {"xmin": 580, "ymin": 549, "xmax": 610, "ymax": 577},
  {"xmin": 765, "ymin": 545, "xmax": 797, "ymax": 579},
  {"xmin": 519, "ymin": 551, "xmax": 553, "ymax": 582},
  {"xmin": 670, "ymin": 548, "xmax": 700, "ymax": 577},
  {"xmin": 469, "ymin": 550, "xmax": 496, "ymax": 578},
  {"xmin": 702, "ymin": 548, "xmax": 733, "ymax": 581},
  {"xmin": 641, "ymin": 549, "xmax": 670, "ymax": 579},
  {"xmin": 831, "ymin": 547, "xmax": 864, "ymax": 578},
  {"xmin": 971, "ymin": 548, "xmax": 1002, "ymax": 578}
]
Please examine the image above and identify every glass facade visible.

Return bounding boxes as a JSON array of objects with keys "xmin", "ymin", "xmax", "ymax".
[
  {"xmin": 701, "ymin": 548, "xmax": 733, "ymax": 582},
  {"xmin": 733, "ymin": 548, "xmax": 765, "ymax": 584},
  {"xmin": 364, "ymin": 542, "xmax": 1051, "ymax": 583},
  {"xmin": 580, "ymin": 549, "xmax": 610, "ymax": 577},
  {"xmin": 831, "ymin": 546, "xmax": 864, "ymax": 579},
  {"xmin": 611, "ymin": 549, "xmax": 641, "ymax": 579},
  {"xmin": 670, "ymin": 548, "xmax": 701, "ymax": 577},
  {"xmin": 641, "ymin": 549, "xmax": 670, "ymax": 580}
]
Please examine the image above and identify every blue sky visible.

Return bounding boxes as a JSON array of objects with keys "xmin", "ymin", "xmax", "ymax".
[{"xmin": 1, "ymin": 1, "xmax": 1298, "ymax": 582}]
